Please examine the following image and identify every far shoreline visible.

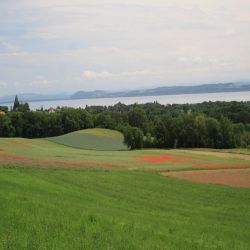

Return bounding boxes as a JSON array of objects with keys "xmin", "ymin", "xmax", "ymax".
[{"xmin": 1, "ymin": 91, "xmax": 250, "ymax": 111}]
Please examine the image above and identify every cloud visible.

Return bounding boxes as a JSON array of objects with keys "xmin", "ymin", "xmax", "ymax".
[
  {"xmin": 0, "ymin": 0, "xmax": 250, "ymax": 95},
  {"xmin": 82, "ymin": 71, "xmax": 114, "ymax": 79},
  {"xmin": 225, "ymin": 28, "xmax": 235, "ymax": 36},
  {"xmin": 30, "ymin": 77, "xmax": 52, "ymax": 87},
  {"xmin": 0, "ymin": 36, "xmax": 7, "ymax": 42},
  {"xmin": 81, "ymin": 70, "xmax": 152, "ymax": 79},
  {"xmin": 208, "ymin": 58, "xmax": 218, "ymax": 64},
  {"xmin": 192, "ymin": 57, "xmax": 203, "ymax": 64},
  {"xmin": 0, "ymin": 81, "xmax": 7, "ymax": 88},
  {"xmin": 178, "ymin": 56, "xmax": 218, "ymax": 66},
  {"xmin": 178, "ymin": 57, "xmax": 188, "ymax": 63},
  {"xmin": 121, "ymin": 70, "xmax": 151, "ymax": 76}
]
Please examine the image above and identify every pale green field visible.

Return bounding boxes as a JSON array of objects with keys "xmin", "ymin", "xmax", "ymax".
[
  {"xmin": 0, "ymin": 129, "xmax": 250, "ymax": 171},
  {"xmin": 1, "ymin": 129, "xmax": 250, "ymax": 249},
  {"xmin": 47, "ymin": 128, "xmax": 128, "ymax": 151}
]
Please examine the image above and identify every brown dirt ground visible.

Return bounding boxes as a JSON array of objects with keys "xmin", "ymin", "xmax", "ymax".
[
  {"xmin": 162, "ymin": 169, "xmax": 250, "ymax": 188},
  {"xmin": 196, "ymin": 163, "xmax": 250, "ymax": 169},
  {"xmin": 178, "ymin": 149, "xmax": 250, "ymax": 161}
]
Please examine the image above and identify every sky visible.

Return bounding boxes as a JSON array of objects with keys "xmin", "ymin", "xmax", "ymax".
[{"xmin": 0, "ymin": 0, "xmax": 250, "ymax": 95}]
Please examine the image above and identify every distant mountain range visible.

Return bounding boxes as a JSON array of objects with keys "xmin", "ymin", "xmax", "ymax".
[
  {"xmin": 0, "ymin": 93, "xmax": 70, "ymax": 104},
  {"xmin": 1, "ymin": 82, "xmax": 250, "ymax": 104},
  {"xmin": 71, "ymin": 82, "xmax": 250, "ymax": 100}
]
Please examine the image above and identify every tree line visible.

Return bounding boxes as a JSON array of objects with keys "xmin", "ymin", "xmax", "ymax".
[{"xmin": 0, "ymin": 99, "xmax": 250, "ymax": 149}]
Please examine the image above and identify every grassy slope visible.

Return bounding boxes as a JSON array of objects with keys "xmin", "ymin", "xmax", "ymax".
[
  {"xmin": 214, "ymin": 148, "xmax": 250, "ymax": 155},
  {"xmin": 1, "ymin": 169, "xmax": 250, "ymax": 250},
  {"xmin": 1, "ymin": 136, "xmax": 250, "ymax": 249},
  {"xmin": 47, "ymin": 128, "xmax": 128, "ymax": 151},
  {"xmin": 1, "ymin": 137, "xmax": 250, "ymax": 171}
]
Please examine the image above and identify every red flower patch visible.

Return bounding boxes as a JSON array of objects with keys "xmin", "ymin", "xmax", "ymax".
[
  {"xmin": 138, "ymin": 155, "xmax": 196, "ymax": 163},
  {"xmin": 0, "ymin": 152, "xmax": 31, "ymax": 160}
]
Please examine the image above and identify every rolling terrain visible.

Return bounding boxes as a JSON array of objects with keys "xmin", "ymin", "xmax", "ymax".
[
  {"xmin": 0, "ymin": 128, "xmax": 250, "ymax": 249},
  {"xmin": 47, "ymin": 128, "xmax": 128, "ymax": 151}
]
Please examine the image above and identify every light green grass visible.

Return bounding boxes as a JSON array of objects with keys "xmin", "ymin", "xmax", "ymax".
[
  {"xmin": 79, "ymin": 128, "xmax": 124, "ymax": 137},
  {"xmin": 1, "ymin": 136, "xmax": 250, "ymax": 249},
  {"xmin": 217, "ymin": 148, "xmax": 250, "ymax": 155},
  {"xmin": 0, "ymin": 169, "xmax": 250, "ymax": 250},
  {"xmin": 47, "ymin": 128, "xmax": 128, "ymax": 151},
  {"xmin": 189, "ymin": 148, "xmax": 250, "ymax": 155},
  {"xmin": 1, "ymin": 137, "xmax": 250, "ymax": 171}
]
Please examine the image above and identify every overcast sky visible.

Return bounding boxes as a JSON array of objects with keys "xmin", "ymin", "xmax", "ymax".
[{"xmin": 0, "ymin": 0, "xmax": 250, "ymax": 95}]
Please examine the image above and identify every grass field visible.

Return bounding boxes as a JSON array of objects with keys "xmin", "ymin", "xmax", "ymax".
[
  {"xmin": 1, "ymin": 134, "xmax": 250, "ymax": 171},
  {"xmin": 1, "ymin": 129, "xmax": 250, "ymax": 249},
  {"xmin": 1, "ymin": 169, "xmax": 250, "ymax": 250},
  {"xmin": 47, "ymin": 128, "xmax": 128, "ymax": 151}
]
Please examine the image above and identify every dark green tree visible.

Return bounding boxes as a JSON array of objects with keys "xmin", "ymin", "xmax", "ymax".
[
  {"xmin": 123, "ymin": 126, "xmax": 144, "ymax": 150},
  {"xmin": 154, "ymin": 120, "xmax": 170, "ymax": 148},
  {"xmin": 9, "ymin": 112, "xmax": 24, "ymax": 136},
  {"xmin": 205, "ymin": 117, "xmax": 220, "ymax": 148},
  {"xmin": 18, "ymin": 102, "xmax": 30, "ymax": 112},
  {"xmin": 0, "ymin": 115, "xmax": 15, "ymax": 137},
  {"xmin": 94, "ymin": 112, "xmax": 113, "ymax": 129},
  {"xmin": 13, "ymin": 95, "xmax": 20, "ymax": 111},
  {"xmin": 128, "ymin": 107, "xmax": 148, "ymax": 133},
  {"xmin": 219, "ymin": 116, "xmax": 234, "ymax": 148},
  {"xmin": 0, "ymin": 106, "xmax": 8, "ymax": 113}
]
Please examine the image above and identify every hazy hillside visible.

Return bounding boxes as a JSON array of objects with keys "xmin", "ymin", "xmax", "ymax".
[
  {"xmin": 0, "ymin": 93, "xmax": 71, "ymax": 104},
  {"xmin": 72, "ymin": 82, "xmax": 250, "ymax": 99},
  {"xmin": 1, "ymin": 82, "xmax": 250, "ymax": 104}
]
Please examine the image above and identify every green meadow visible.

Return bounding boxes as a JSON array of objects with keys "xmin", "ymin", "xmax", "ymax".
[
  {"xmin": 1, "ymin": 128, "xmax": 250, "ymax": 249},
  {"xmin": 0, "ymin": 129, "xmax": 249, "ymax": 171},
  {"xmin": 1, "ymin": 169, "xmax": 250, "ymax": 250},
  {"xmin": 47, "ymin": 128, "xmax": 128, "ymax": 151}
]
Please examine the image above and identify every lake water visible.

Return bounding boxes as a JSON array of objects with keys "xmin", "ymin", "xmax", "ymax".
[{"xmin": 2, "ymin": 91, "xmax": 250, "ymax": 110}]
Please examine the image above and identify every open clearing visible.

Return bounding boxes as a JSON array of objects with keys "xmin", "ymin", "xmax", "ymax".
[
  {"xmin": 163, "ymin": 169, "xmax": 250, "ymax": 188},
  {"xmin": 1, "ymin": 169, "xmax": 250, "ymax": 249},
  {"xmin": 1, "ymin": 134, "xmax": 250, "ymax": 171},
  {"xmin": 1, "ymin": 132, "xmax": 250, "ymax": 249}
]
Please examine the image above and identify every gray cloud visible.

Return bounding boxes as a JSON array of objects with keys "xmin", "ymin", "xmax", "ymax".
[{"xmin": 0, "ymin": 0, "xmax": 249, "ymax": 95}]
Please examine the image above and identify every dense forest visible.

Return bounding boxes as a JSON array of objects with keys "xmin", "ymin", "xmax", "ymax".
[{"xmin": 0, "ymin": 98, "xmax": 250, "ymax": 149}]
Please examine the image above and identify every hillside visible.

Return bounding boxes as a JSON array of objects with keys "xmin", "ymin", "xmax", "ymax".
[
  {"xmin": 1, "ymin": 136, "xmax": 250, "ymax": 248},
  {"xmin": 1, "ymin": 169, "xmax": 250, "ymax": 249},
  {"xmin": 47, "ymin": 128, "xmax": 128, "ymax": 151},
  {"xmin": 71, "ymin": 82, "xmax": 250, "ymax": 100},
  {"xmin": 1, "ymin": 82, "xmax": 250, "ymax": 104}
]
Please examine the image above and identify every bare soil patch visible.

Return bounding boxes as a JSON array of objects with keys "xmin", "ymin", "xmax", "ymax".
[
  {"xmin": 178, "ymin": 149, "xmax": 250, "ymax": 161},
  {"xmin": 196, "ymin": 163, "xmax": 250, "ymax": 169},
  {"xmin": 163, "ymin": 169, "xmax": 250, "ymax": 188}
]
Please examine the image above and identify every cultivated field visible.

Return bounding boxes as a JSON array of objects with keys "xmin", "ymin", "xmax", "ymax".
[
  {"xmin": 1, "ymin": 129, "xmax": 250, "ymax": 171},
  {"xmin": 1, "ymin": 128, "xmax": 250, "ymax": 249},
  {"xmin": 47, "ymin": 128, "xmax": 128, "ymax": 151},
  {"xmin": 163, "ymin": 169, "xmax": 250, "ymax": 188}
]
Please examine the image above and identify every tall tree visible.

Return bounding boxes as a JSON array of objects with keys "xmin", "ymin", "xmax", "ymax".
[
  {"xmin": 13, "ymin": 95, "xmax": 20, "ymax": 111},
  {"xmin": 123, "ymin": 126, "xmax": 144, "ymax": 150}
]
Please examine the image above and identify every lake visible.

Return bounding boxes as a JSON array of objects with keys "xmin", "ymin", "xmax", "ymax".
[{"xmin": 2, "ymin": 91, "xmax": 250, "ymax": 110}]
